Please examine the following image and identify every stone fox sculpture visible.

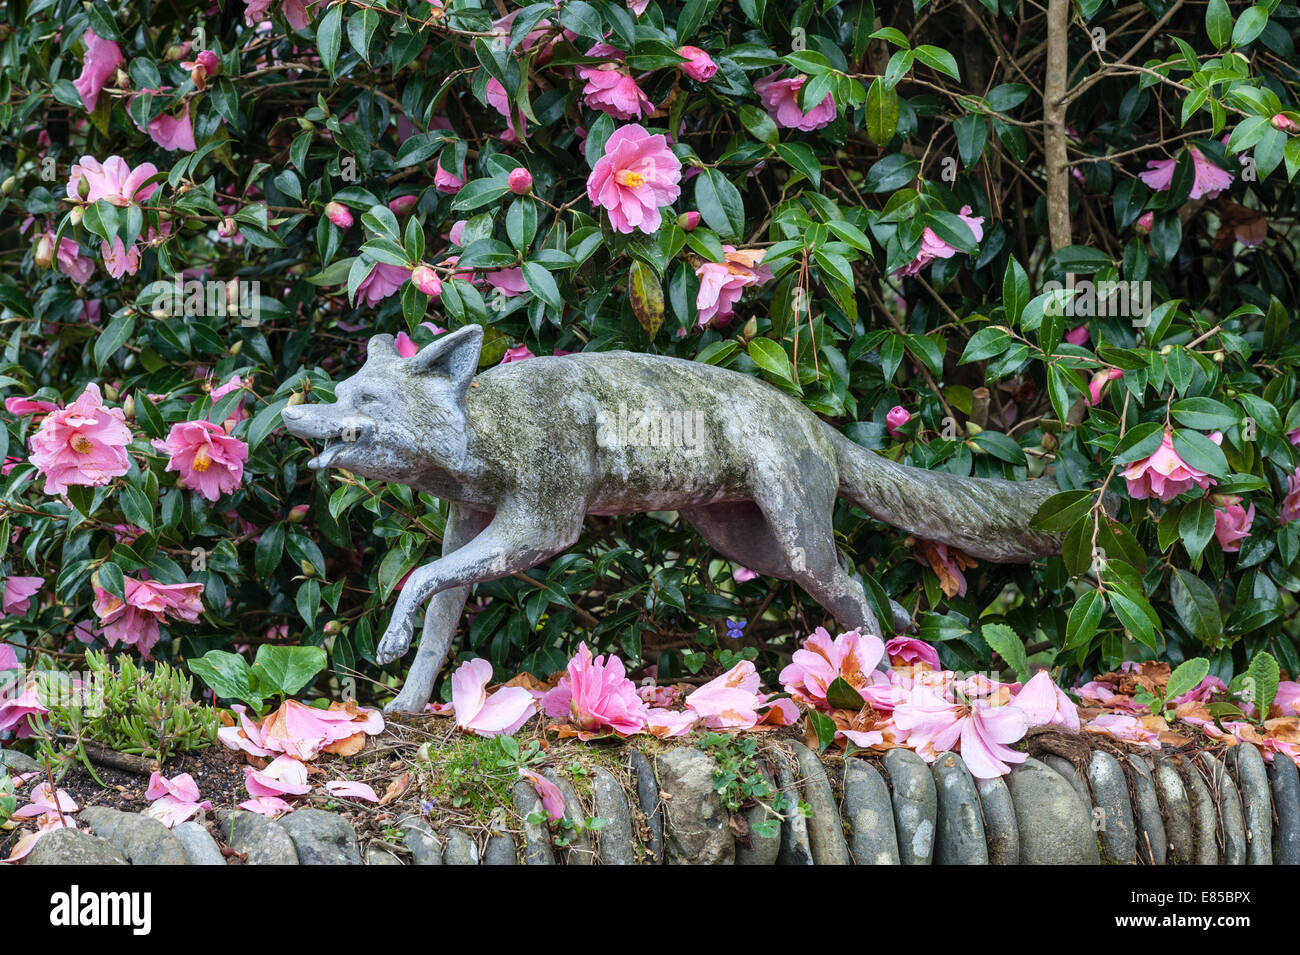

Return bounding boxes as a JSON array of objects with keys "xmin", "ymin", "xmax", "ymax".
[{"xmin": 281, "ymin": 325, "xmax": 1061, "ymax": 712}]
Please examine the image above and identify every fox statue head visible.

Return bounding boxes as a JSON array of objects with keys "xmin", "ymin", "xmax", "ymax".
[{"xmin": 281, "ymin": 324, "xmax": 483, "ymax": 488}]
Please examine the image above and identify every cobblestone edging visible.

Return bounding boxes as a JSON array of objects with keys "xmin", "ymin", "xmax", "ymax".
[{"xmin": 11, "ymin": 743, "xmax": 1298, "ymax": 865}]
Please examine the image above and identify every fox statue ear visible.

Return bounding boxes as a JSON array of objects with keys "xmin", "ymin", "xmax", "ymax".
[
  {"xmin": 409, "ymin": 324, "xmax": 483, "ymax": 394},
  {"xmin": 367, "ymin": 334, "xmax": 398, "ymax": 358}
]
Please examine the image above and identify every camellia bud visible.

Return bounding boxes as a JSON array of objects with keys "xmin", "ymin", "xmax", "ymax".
[
  {"xmin": 122, "ymin": 393, "xmax": 135, "ymax": 420},
  {"xmin": 297, "ymin": 118, "xmax": 315, "ymax": 131},
  {"xmin": 678, "ymin": 210, "xmax": 701, "ymax": 231},
  {"xmin": 103, "ymin": 384, "xmax": 119, "ymax": 403},
  {"xmin": 1, "ymin": 176, "xmax": 14, "ymax": 195},
  {"xmin": 34, "ymin": 234, "xmax": 55, "ymax": 270},
  {"xmin": 70, "ymin": 206, "xmax": 84, "ymax": 226},
  {"xmin": 230, "ymin": 340, "xmax": 244, "ymax": 356},
  {"xmin": 1213, "ymin": 351, "xmax": 1225, "ymax": 363},
  {"xmin": 75, "ymin": 175, "xmax": 90, "ymax": 200},
  {"xmin": 164, "ymin": 44, "xmax": 186, "ymax": 61},
  {"xmin": 1134, "ymin": 211, "xmax": 1154, "ymax": 236},
  {"xmin": 218, "ymin": 217, "xmax": 238, "ymax": 238},
  {"xmin": 287, "ymin": 392, "xmax": 305, "ymax": 406},
  {"xmin": 411, "ymin": 265, "xmax": 442, "ymax": 298},
  {"xmin": 388, "ymin": 194, "xmax": 418, "ymax": 216},
  {"xmin": 288, "ymin": 504, "xmax": 310, "ymax": 523},
  {"xmin": 1271, "ymin": 113, "xmax": 1300, "ymax": 134},
  {"xmin": 300, "ymin": 559, "xmax": 316, "ymax": 578},
  {"xmin": 1041, "ymin": 432, "xmax": 1058, "ymax": 451},
  {"xmin": 114, "ymin": 67, "xmax": 130, "ymax": 90},
  {"xmin": 678, "ymin": 46, "xmax": 718, "ymax": 83},
  {"xmin": 507, "ymin": 167, "xmax": 533, "ymax": 195},
  {"xmin": 324, "ymin": 619, "xmax": 343, "ymax": 635},
  {"xmin": 1159, "ymin": 344, "xmax": 1173, "ymax": 356},
  {"xmin": 324, "ymin": 201, "xmax": 353, "ymax": 229},
  {"xmin": 742, "ymin": 316, "xmax": 758, "ymax": 341}
]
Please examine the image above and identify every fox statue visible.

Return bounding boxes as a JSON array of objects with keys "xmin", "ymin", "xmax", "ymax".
[{"xmin": 281, "ymin": 325, "xmax": 1061, "ymax": 713}]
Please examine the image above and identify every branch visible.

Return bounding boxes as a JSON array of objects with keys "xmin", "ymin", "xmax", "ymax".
[{"xmin": 1043, "ymin": 0, "xmax": 1072, "ymax": 252}]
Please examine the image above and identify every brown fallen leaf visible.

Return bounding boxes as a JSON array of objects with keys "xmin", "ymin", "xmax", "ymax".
[
  {"xmin": 322, "ymin": 731, "xmax": 366, "ymax": 757},
  {"xmin": 378, "ymin": 772, "xmax": 411, "ymax": 806}
]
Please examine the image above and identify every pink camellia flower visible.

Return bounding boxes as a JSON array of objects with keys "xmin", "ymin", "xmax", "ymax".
[
  {"xmin": 282, "ymin": 0, "xmax": 318, "ymax": 30},
  {"xmin": 500, "ymin": 344, "xmax": 535, "ymax": 364},
  {"xmin": 1065, "ymin": 325, "xmax": 1089, "ymax": 346},
  {"xmin": 38, "ymin": 231, "xmax": 94, "ymax": 284},
  {"xmin": 2, "ymin": 576, "xmax": 43, "ymax": 617},
  {"xmin": 627, "ymin": 0, "xmax": 649, "ymax": 13},
  {"xmin": 1122, "ymin": 430, "xmax": 1220, "ymax": 502},
  {"xmin": 695, "ymin": 246, "xmax": 772, "ymax": 326},
  {"xmin": 683, "ymin": 660, "xmax": 797, "ymax": 730},
  {"xmin": 678, "ymin": 210, "xmax": 700, "ymax": 231},
  {"xmin": 0, "ymin": 679, "xmax": 49, "ymax": 736},
  {"xmin": 1011, "ymin": 670, "xmax": 1081, "ymax": 733},
  {"xmin": 152, "ymin": 420, "xmax": 248, "ymax": 502},
  {"xmin": 0, "ymin": 645, "xmax": 18, "ymax": 669},
  {"xmin": 679, "ymin": 46, "xmax": 717, "ymax": 82},
  {"xmin": 485, "ymin": 267, "xmax": 527, "ymax": 298},
  {"xmin": 1272, "ymin": 114, "xmax": 1300, "ymax": 134},
  {"xmin": 1134, "ymin": 211, "xmax": 1154, "ymax": 235},
  {"xmin": 93, "ymin": 576, "xmax": 204, "ymax": 657},
  {"xmin": 486, "ymin": 78, "xmax": 526, "ymax": 136},
  {"xmin": 508, "ymin": 167, "xmax": 533, "ymax": 195},
  {"xmin": 394, "ymin": 331, "xmax": 419, "ymax": 358},
  {"xmin": 72, "ymin": 30, "xmax": 123, "ymax": 112},
  {"xmin": 147, "ymin": 106, "xmax": 197, "ymax": 152},
  {"xmin": 324, "ymin": 780, "xmax": 380, "ymax": 802},
  {"xmin": 1074, "ymin": 680, "xmax": 1149, "ymax": 714},
  {"xmin": 1139, "ymin": 147, "xmax": 1234, "ymax": 200},
  {"xmin": 885, "ymin": 405, "xmax": 911, "ymax": 438},
  {"xmin": 753, "ymin": 71, "xmax": 836, "ymax": 131},
  {"xmin": 779, "ymin": 627, "xmax": 885, "ymax": 712},
  {"xmin": 733, "ymin": 566, "xmax": 758, "ymax": 582},
  {"xmin": 576, "ymin": 44, "xmax": 655, "ymax": 120},
  {"xmin": 1170, "ymin": 674, "xmax": 1227, "ymax": 707},
  {"xmin": 100, "ymin": 236, "xmax": 141, "ymax": 279},
  {"xmin": 892, "ymin": 682, "xmax": 1028, "ymax": 779},
  {"xmin": 450, "ymin": 658, "xmax": 538, "ymax": 737},
  {"xmin": 894, "ymin": 206, "xmax": 985, "ymax": 277},
  {"xmin": 884, "ymin": 636, "xmax": 939, "ymax": 670},
  {"xmin": 1276, "ymin": 681, "xmax": 1300, "ymax": 716},
  {"xmin": 542, "ymin": 642, "xmax": 649, "ymax": 737},
  {"xmin": 324, "ymin": 201, "xmax": 353, "ymax": 229},
  {"xmin": 13, "ymin": 784, "xmax": 77, "ymax": 819},
  {"xmin": 411, "ymin": 265, "xmax": 442, "ymax": 298},
  {"xmin": 1084, "ymin": 712, "xmax": 1161, "ymax": 747},
  {"xmin": 1281, "ymin": 468, "xmax": 1300, "ymax": 525},
  {"xmin": 28, "ymin": 383, "xmax": 132, "ymax": 497},
  {"xmin": 1214, "ymin": 501, "xmax": 1254, "ymax": 552},
  {"xmin": 586, "ymin": 124, "xmax": 682, "ymax": 235},
  {"xmin": 66, "ymin": 156, "xmax": 159, "ymax": 207},
  {"xmin": 518, "ymin": 767, "xmax": 567, "ymax": 822},
  {"xmin": 354, "ymin": 262, "xmax": 411, "ymax": 306},
  {"xmin": 244, "ymin": 755, "xmax": 312, "ymax": 800},
  {"xmin": 434, "ymin": 162, "xmax": 466, "ymax": 194},
  {"xmin": 219, "ymin": 700, "xmax": 383, "ymax": 761},
  {"xmin": 1086, "ymin": 368, "xmax": 1125, "ymax": 407},
  {"xmin": 448, "ymin": 219, "xmax": 468, "ymax": 246},
  {"xmin": 182, "ymin": 49, "xmax": 221, "ymax": 87},
  {"xmin": 6, "ymin": 395, "xmax": 59, "ymax": 416},
  {"xmin": 143, "ymin": 772, "xmax": 211, "ymax": 828}
]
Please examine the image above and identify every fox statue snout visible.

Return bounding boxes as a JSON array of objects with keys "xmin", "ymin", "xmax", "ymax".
[{"xmin": 283, "ymin": 326, "xmax": 1059, "ymax": 713}]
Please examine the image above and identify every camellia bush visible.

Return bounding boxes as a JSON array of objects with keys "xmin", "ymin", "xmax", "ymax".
[{"xmin": 1, "ymin": 0, "xmax": 1299, "ymax": 713}]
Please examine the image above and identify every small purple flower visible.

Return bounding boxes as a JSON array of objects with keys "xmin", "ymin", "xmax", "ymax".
[{"xmin": 726, "ymin": 619, "xmax": 745, "ymax": 640}]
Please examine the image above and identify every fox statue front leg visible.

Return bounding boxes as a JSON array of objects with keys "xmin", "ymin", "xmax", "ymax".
[
  {"xmin": 384, "ymin": 503, "xmax": 491, "ymax": 713},
  {"xmin": 374, "ymin": 499, "xmax": 585, "ymax": 677}
]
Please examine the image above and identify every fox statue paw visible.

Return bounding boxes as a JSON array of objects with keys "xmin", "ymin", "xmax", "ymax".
[{"xmin": 376, "ymin": 614, "xmax": 415, "ymax": 664}]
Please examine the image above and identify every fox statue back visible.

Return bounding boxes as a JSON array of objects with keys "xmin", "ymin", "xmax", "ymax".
[{"xmin": 281, "ymin": 325, "xmax": 1060, "ymax": 712}]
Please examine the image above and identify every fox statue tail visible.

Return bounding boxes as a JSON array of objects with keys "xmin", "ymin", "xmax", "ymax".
[{"xmin": 829, "ymin": 429, "xmax": 1062, "ymax": 563}]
